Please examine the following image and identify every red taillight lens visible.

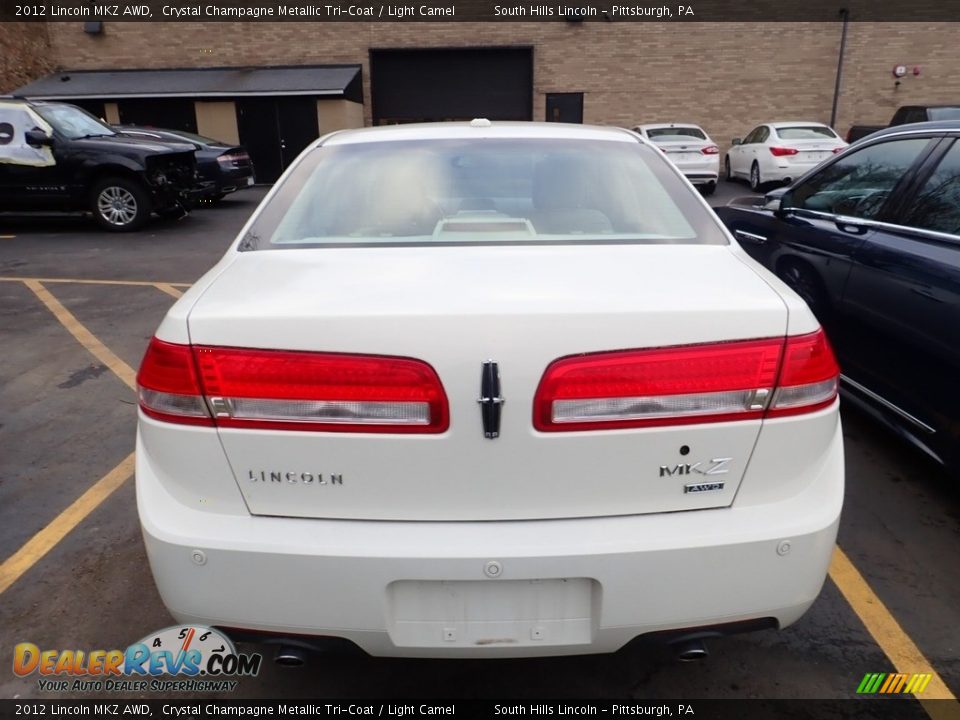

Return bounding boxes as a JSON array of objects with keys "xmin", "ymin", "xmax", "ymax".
[
  {"xmin": 769, "ymin": 146, "xmax": 800, "ymax": 156},
  {"xmin": 767, "ymin": 330, "xmax": 839, "ymax": 417},
  {"xmin": 217, "ymin": 152, "xmax": 248, "ymax": 165},
  {"xmin": 701, "ymin": 145, "xmax": 720, "ymax": 155},
  {"xmin": 137, "ymin": 338, "xmax": 213, "ymax": 426},
  {"xmin": 137, "ymin": 339, "xmax": 448, "ymax": 433},
  {"xmin": 534, "ymin": 338, "xmax": 784, "ymax": 432},
  {"xmin": 534, "ymin": 330, "xmax": 838, "ymax": 431},
  {"xmin": 832, "ymin": 147, "xmax": 845, "ymax": 154}
]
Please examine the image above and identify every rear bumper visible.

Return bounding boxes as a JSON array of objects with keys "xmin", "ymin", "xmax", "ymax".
[{"xmin": 137, "ymin": 419, "xmax": 843, "ymax": 658}]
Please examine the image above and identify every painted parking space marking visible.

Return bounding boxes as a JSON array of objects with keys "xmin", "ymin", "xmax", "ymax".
[
  {"xmin": 154, "ymin": 282, "xmax": 185, "ymax": 298},
  {"xmin": 0, "ymin": 280, "xmax": 141, "ymax": 595},
  {"xmin": 0, "ymin": 453, "xmax": 135, "ymax": 595},
  {"xmin": 829, "ymin": 546, "xmax": 957, "ymax": 714},
  {"xmin": 0, "ymin": 276, "xmax": 190, "ymax": 289},
  {"xmin": 23, "ymin": 279, "xmax": 138, "ymax": 391}
]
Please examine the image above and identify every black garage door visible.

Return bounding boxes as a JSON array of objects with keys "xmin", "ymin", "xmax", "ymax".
[{"xmin": 371, "ymin": 48, "xmax": 533, "ymax": 125}]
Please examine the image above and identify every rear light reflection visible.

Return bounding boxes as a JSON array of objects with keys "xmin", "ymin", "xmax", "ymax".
[
  {"xmin": 534, "ymin": 330, "xmax": 838, "ymax": 431},
  {"xmin": 137, "ymin": 339, "xmax": 448, "ymax": 433}
]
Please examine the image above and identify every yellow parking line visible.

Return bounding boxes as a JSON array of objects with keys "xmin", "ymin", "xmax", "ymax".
[
  {"xmin": 154, "ymin": 282, "xmax": 184, "ymax": 299},
  {"xmin": 830, "ymin": 546, "xmax": 957, "ymax": 714},
  {"xmin": 1, "ymin": 276, "xmax": 190, "ymax": 288},
  {"xmin": 24, "ymin": 279, "xmax": 137, "ymax": 391},
  {"xmin": 0, "ymin": 453, "xmax": 135, "ymax": 595},
  {"xmin": 0, "ymin": 282, "xmax": 142, "ymax": 595},
  {"xmin": 0, "ymin": 234, "xmax": 15, "ymax": 239}
]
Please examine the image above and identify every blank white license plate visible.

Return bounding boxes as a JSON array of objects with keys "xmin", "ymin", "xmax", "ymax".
[{"xmin": 387, "ymin": 578, "xmax": 595, "ymax": 648}]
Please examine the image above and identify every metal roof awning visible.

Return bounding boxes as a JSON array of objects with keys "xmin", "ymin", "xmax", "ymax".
[{"xmin": 14, "ymin": 65, "xmax": 363, "ymax": 102}]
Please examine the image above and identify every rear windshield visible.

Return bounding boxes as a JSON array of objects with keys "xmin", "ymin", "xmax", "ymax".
[
  {"xmin": 774, "ymin": 126, "xmax": 838, "ymax": 140},
  {"xmin": 646, "ymin": 127, "xmax": 707, "ymax": 140},
  {"xmin": 927, "ymin": 107, "xmax": 960, "ymax": 121},
  {"xmin": 244, "ymin": 138, "xmax": 725, "ymax": 249}
]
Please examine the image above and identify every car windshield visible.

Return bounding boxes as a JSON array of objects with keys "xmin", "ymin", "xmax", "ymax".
[
  {"xmin": 646, "ymin": 127, "xmax": 707, "ymax": 140},
  {"xmin": 246, "ymin": 138, "xmax": 724, "ymax": 249},
  {"xmin": 775, "ymin": 126, "xmax": 837, "ymax": 140},
  {"xmin": 34, "ymin": 104, "xmax": 116, "ymax": 140}
]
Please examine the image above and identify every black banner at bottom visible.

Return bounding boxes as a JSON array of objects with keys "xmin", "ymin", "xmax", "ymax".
[{"xmin": 0, "ymin": 699, "xmax": 951, "ymax": 720}]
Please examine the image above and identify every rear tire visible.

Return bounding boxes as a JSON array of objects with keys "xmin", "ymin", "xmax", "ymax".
[
  {"xmin": 749, "ymin": 162, "xmax": 763, "ymax": 192},
  {"xmin": 90, "ymin": 177, "xmax": 151, "ymax": 232},
  {"xmin": 724, "ymin": 156, "xmax": 733, "ymax": 181},
  {"xmin": 701, "ymin": 182, "xmax": 716, "ymax": 197}
]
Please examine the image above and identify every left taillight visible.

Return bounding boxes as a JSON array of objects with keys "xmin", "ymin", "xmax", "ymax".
[
  {"xmin": 137, "ymin": 338, "xmax": 213, "ymax": 426},
  {"xmin": 533, "ymin": 330, "xmax": 839, "ymax": 432},
  {"xmin": 137, "ymin": 338, "xmax": 449, "ymax": 433}
]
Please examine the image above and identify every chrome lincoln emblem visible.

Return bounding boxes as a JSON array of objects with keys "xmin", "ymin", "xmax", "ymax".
[{"xmin": 478, "ymin": 360, "xmax": 504, "ymax": 439}]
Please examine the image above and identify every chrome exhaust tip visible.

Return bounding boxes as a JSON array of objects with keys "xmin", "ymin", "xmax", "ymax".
[
  {"xmin": 274, "ymin": 646, "xmax": 307, "ymax": 667},
  {"xmin": 673, "ymin": 638, "xmax": 709, "ymax": 662}
]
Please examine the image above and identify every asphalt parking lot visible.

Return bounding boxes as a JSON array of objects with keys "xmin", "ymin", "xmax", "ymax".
[{"xmin": 1, "ymin": 181, "xmax": 958, "ymax": 714}]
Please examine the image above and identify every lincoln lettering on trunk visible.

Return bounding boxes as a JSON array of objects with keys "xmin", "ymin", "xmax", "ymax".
[{"xmin": 247, "ymin": 470, "xmax": 343, "ymax": 485}]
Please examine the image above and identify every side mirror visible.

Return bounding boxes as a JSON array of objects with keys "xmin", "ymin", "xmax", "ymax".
[
  {"xmin": 731, "ymin": 138, "xmax": 742, "ymax": 146},
  {"xmin": 763, "ymin": 187, "xmax": 789, "ymax": 214},
  {"xmin": 25, "ymin": 129, "xmax": 53, "ymax": 148}
]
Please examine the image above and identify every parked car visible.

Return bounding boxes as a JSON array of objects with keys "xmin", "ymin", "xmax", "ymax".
[
  {"xmin": 632, "ymin": 123, "xmax": 719, "ymax": 195},
  {"xmin": 846, "ymin": 105, "xmax": 960, "ymax": 144},
  {"xmin": 725, "ymin": 122, "xmax": 847, "ymax": 192},
  {"xmin": 716, "ymin": 120, "xmax": 960, "ymax": 478},
  {"xmin": 136, "ymin": 120, "xmax": 843, "ymax": 660},
  {"xmin": 114, "ymin": 125, "xmax": 254, "ymax": 201},
  {"xmin": 0, "ymin": 99, "xmax": 198, "ymax": 231}
]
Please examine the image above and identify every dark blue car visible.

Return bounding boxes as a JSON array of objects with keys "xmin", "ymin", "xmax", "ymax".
[{"xmin": 715, "ymin": 121, "xmax": 960, "ymax": 478}]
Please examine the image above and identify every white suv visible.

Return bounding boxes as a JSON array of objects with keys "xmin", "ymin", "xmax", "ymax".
[{"xmin": 136, "ymin": 121, "xmax": 843, "ymax": 660}]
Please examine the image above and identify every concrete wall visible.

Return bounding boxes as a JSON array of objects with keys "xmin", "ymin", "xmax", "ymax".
[
  {"xmin": 33, "ymin": 21, "xmax": 960, "ymax": 150},
  {"xmin": 195, "ymin": 100, "xmax": 240, "ymax": 144},
  {"xmin": 317, "ymin": 99, "xmax": 365, "ymax": 135}
]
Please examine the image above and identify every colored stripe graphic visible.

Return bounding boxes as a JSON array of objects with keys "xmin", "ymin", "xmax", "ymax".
[{"xmin": 858, "ymin": 672, "xmax": 937, "ymax": 694}]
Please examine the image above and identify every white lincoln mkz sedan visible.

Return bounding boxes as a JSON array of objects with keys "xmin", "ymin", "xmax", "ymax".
[{"xmin": 136, "ymin": 120, "xmax": 844, "ymax": 661}]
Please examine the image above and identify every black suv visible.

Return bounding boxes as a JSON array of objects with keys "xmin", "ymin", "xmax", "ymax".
[{"xmin": 0, "ymin": 99, "xmax": 198, "ymax": 231}]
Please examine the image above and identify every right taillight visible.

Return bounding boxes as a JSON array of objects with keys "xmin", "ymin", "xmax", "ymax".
[
  {"xmin": 533, "ymin": 330, "xmax": 838, "ymax": 432},
  {"xmin": 137, "ymin": 338, "xmax": 449, "ymax": 433},
  {"xmin": 767, "ymin": 330, "xmax": 839, "ymax": 417}
]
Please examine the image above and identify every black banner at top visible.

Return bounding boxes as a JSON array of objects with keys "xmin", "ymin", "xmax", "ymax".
[{"xmin": 3, "ymin": 0, "xmax": 960, "ymax": 21}]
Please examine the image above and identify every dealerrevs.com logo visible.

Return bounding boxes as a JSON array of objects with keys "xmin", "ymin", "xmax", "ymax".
[{"xmin": 13, "ymin": 625, "xmax": 262, "ymax": 693}]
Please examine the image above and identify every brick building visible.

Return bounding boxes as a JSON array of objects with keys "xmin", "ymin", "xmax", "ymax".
[{"xmin": 5, "ymin": 21, "xmax": 959, "ymax": 180}]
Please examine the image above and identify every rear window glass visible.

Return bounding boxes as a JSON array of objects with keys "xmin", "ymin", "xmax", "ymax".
[
  {"xmin": 927, "ymin": 107, "xmax": 960, "ymax": 121},
  {"xmin": 244, "ymin": 138, "xmax": 725, "ymax": 249},
  {"xmin": 775, "ymin": 126, "xmax": 838, "ymax": 140},
  {"xmin": 646, "ymin": 127, "xmax": 707, "ymax": 140}
]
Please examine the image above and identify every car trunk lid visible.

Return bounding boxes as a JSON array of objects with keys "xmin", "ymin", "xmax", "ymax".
[{"xmin": 186, "ymin": 244, "xmax": 788, "ymax": 521}]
